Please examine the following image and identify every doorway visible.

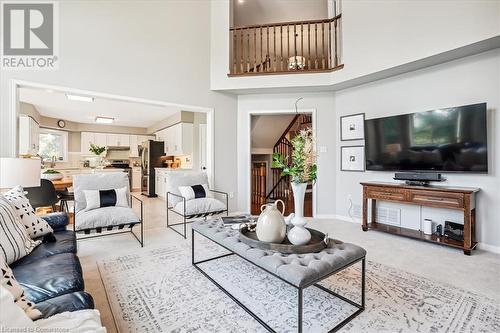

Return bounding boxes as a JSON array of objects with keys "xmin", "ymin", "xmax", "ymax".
[
  {"xmin": 9, "ymin": 80, "xmax": 215, "ymax": 187},
  {"xmin": 249, "ymin": 111, "xmax": 315, "ymax": 216}
]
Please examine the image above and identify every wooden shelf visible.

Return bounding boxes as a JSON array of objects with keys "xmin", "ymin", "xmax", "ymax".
[
  {"xmin": 361, "ymin": 182, "xmax": 479, "ymax": 255},
  {"xmin": 368, "ymin": 222, "xmax": 477, "ymax": 251}
]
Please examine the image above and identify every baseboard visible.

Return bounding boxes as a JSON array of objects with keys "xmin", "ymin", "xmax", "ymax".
[
  {"xmin": 315, "ymin": 214, "xmax": 361, "ymax": 224},
  {"xmin": 315, "ymin": 214, "xmax": 500, "ymax": 254},
  {"xmin": 476, "ymin": 243, "xmax": 500, "ymax": 254}
]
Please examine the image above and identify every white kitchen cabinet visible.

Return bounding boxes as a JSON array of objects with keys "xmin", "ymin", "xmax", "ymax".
[
  {"xmin": 80, "ymin": 132, "xmax": 95, "ymax": 154},
  {"xmin": 19, "ymin": 115, "xmax": 40, "ymax": 155},
  {"xmin": 164, "ymin": 123, "xmax": 193, "ymax": 156},
  {"xmin": 132, "ymin": 167, "xmax": 141, "ymax": 190},
  {"xmin": 117, "ymin": 134, "xmax": 130, "ymax": 147},
  {"xmin": 155, "ymin": 173, "xmax": 161, "ymax": 197},
  {"xmin": 94, "ymin": 133, "xmax": 107, "ymax": 147},
  {"xmin": 106, "ymin": 134, "xmax": 118, "ymax": 146},
  {"xmin": 129, "ymin": 135, "xmax": 139, "ymax": 157}
]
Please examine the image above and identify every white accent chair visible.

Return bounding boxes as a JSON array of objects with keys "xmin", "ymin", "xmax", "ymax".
[
  {"xmin": 166, "ymin": 172, "xmax": 228, "ymax": 238},
  {"xmin": 73, "ymin": 172, "xmax": 144, "ymax": 247}
]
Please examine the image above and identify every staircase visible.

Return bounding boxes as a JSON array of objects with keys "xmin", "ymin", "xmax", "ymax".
[{"xmin": 264, "ymin": 114, "xmax": 313, "ymax": 216}]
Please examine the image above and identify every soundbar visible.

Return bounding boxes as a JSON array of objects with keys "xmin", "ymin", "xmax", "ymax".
[{"xmin": 394, "ymin": 172, "xmax": 444, "ymax": 186}]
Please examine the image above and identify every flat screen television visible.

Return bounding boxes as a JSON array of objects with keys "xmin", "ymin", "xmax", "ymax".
[{"xmin": 364, "ymin": 103, "xmax": 488, "ymax": 173}]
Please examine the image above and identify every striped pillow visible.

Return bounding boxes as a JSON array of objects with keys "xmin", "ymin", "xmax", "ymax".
[
  {"xmin": 0, "ymin": 196, "xmax": 40, "ymax": 265},
  {"xmin": 178, "ymin": 184, "xmax": 211, "ymax": 201}
]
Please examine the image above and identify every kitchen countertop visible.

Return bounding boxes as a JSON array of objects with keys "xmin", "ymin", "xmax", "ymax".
[{"xmin": 155, "ymin": 168, "xmax": 194, "ymax": 172}]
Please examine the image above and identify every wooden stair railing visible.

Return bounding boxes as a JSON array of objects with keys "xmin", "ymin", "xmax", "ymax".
[
  {"xmin": 266, "ymin": 114, "xmax": 312, "ymax": 201},
  {"xmin": 229, "ymin": 3, "xmax": 343, "ymax": 76},
  {"xmin": 251, "ymin": 162, "xmax": 267, "ymax": 209}
]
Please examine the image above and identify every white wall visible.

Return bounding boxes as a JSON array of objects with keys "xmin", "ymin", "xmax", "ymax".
[
  {"xmin": 0, "ymin": 0, "xmax": 239, "ymax": 210},
  {"xmin": 232, "ymin": 0, "xmax": 328, "ymax": 26},
  {"xmin": 237, "ymin": 49, "xmax": 500, "ymax": 251},
  {"xmin": 211, "ymin": 0, "xmax": 500, "ymax": 91},
  {"xmin": 334, "ymin": 49, "xmax": 500, "ymax": 251}
]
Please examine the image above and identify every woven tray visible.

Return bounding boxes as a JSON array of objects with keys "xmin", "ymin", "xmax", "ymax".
[{"xmin": 239, "ymin": 225, "xmax": 327, "ymax": 254}]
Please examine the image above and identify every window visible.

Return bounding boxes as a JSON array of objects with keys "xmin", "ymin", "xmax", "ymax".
[{"xmin": 38, "ymin": 128, "xmax": 68, "ymax": 162}]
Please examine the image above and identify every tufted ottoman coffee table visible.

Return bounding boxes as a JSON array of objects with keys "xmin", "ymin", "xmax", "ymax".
[{"xmin": 191, "ymin": 218, "xmax": 366, "ymax": 333}]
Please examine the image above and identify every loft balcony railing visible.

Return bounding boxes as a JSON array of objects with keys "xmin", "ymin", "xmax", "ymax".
[{"xmin": 228, "ymin": 14, "xmax": 343, "ymax": 76}]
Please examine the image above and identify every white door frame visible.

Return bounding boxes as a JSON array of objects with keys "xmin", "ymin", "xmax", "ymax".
[
  {"xmin": 9, "ymin": 79, "xmax": 216, "ymax": 186},
  {"xmin": 247, "ymin": 108, "xmax": 317, "ymax": 217}
]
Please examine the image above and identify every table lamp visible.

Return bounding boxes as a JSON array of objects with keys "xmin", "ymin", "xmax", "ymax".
[{"xmin": 0, "ymin": 158, "xmax": 41, "ymax": 190}]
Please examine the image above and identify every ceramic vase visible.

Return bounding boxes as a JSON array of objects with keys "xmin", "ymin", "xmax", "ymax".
[
  {"xmin": 287, "ymin": 182, "xmax": 311, "ymax": 245},
  {"xmin": 256, "ymin": 199, "xmax": 287, "ymax": 243}
]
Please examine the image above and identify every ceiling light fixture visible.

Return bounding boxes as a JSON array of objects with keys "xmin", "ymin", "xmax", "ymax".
[
  {"xmin": 95, "ymin": 117, "xmax": 114, "ymax": 124},
  {"xmin": 66, "ymin": 94, "xmax": 94, "ymax": 102}
]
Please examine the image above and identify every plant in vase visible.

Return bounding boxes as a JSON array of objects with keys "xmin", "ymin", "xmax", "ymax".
[
  {"xmin": 89, "ymin": 143, "xmax": 106, "ymax": 169},
  {"xmin": 272, "ymin": 127, "xmax": 317, "ymax": 245}
]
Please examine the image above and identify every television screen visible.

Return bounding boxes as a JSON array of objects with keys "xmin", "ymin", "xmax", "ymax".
[{"xmin": 364, "ymin": 103, "xmax": 488, "ymax": 173}]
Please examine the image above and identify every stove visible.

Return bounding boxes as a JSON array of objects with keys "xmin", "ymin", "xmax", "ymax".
[{"xmin": 105, "ymin": 159, "xmax": 132, "ymax": 187}]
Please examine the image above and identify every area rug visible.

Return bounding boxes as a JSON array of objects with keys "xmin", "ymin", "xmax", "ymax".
[{"xmin": 97, "ymin": 242, "xmax": 499, "ymax": 333}]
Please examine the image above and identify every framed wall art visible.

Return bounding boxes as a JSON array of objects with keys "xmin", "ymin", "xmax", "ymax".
[
  {"xmin": 341, "ymin": 145, "xmax": 365, "ymax": 172},
  {"xmin": 340, "ymin": 113, "xmax": 365, "ymax": 141}
]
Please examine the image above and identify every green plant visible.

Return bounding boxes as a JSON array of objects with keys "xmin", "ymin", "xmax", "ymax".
[
  {"xmin": 89, "ymin": 143, "xmax": 106, "ymax": 155},
  {"xmin": 272, "ymin": 127, "xmax": 317, "ymax": 184},
  {"xmin": 43, "ymin": 169, "xmax": 61, "ymax": 174}
]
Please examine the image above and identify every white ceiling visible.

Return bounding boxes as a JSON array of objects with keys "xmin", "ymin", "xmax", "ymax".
[{"xmin": 19, "ymin": 87, "xmax": 183, "ymax": 128}]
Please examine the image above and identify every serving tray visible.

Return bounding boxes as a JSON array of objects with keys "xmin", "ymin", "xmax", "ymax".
[{"xmin": 239, "ymin": 225, "xmax": 328, "ymax": 254}]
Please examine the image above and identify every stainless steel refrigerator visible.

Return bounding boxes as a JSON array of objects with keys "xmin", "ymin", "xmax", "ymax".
[{"xmin": 139, "ymin": 140, "xmax": 165, "ymax": 197}]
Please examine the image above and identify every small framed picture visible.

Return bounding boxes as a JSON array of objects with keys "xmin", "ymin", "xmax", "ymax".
[
  {"xmin": 340, "ymin": 113, "xmax": 365, "ymax": 141},
  {"xmin": 341, "ymin": 146, "xmax": 365, "ymax": 172}
]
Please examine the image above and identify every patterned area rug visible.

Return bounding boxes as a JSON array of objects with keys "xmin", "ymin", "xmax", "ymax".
[{"xmin": 97, "ymin": 242, "xmax": 499, "ymax": 333}]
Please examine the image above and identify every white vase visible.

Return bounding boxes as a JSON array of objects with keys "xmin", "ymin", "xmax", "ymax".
[
  {"xmin": 288, "ymin": 182, "xmax": 311, "ymax": 245},
  {"xmin": 256, "ymin": 199, "xmax": 287, "ymax": 243}
]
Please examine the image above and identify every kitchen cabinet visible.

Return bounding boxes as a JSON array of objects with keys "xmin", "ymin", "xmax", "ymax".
[
  {"xmin": 19, "ymin": 115, "xmax": 40, "ymax": 155},
  {"xmin": 80, "ymin": 132, "xmax": 95, "ymax": 154},
  {"xmin": 157, "ymin": 123, "xmax": 193, "ymax": 156},
  {"xmin": 106, "ymin": 133, "xmax": 129, "ymax": 147},
  {"xmin": 106, "ymin": 134, "xmax": 118, "ymax": 146},
  {"xmin": 174, "ymin": 123, "xmax": 193, "ymax": 156},
  {"xmin": 132, "ymin": 167, "xmax": 141, "ymax": 190},
  {"xmin": 129, "ymin": 135, "xmax": 139, "ymax": 157},
  {"xmin": 94, "ymin": 133, "xmax": 107, "ymax": 147},
  {"xmin": 154, "ymin": 170, "xmax": 168, "ymax": 199}
]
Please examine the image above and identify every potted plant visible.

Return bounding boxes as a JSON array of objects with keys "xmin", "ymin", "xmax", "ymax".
[
  {"xmin": 89, "ymin": 143, "xmax": 107, "ymax": 169},
  {"xmin": 272, "ymin": 127, "xmax": 317, "ymax": 245}
]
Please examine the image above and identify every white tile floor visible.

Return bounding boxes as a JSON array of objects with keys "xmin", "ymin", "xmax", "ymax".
[{"xmin": 77, "ymin": 193, "xmax": 500, "ymax": 333}]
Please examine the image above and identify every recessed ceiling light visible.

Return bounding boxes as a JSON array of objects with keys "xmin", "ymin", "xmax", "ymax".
[
  {"xmin": 238, "ymin": 0, "xmax": 244, "ymax": 3},
  {"xmin": 66, "ymin": 94, "xmax": 94, "ymax": 102},
  {"xmin": 95, "ymin": 117, "xmax": 114, "ymax": 124}
]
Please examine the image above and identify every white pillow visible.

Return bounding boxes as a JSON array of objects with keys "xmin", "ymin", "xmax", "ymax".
[
  {"xmin": 0, "ymin": 258, "xmax": 42, "ymax": 320},
  {"xmin": 3, "ymin": 186, "xmax": 54, "ymax": 239},
  {"xmin": 178, "ymin": 184, "xmax": 211, "ymax": 201},
  {"xmin": 83, "ymin": 187, "xmax": 128, "ymax": 211},
  {"xmin": 0, "ymin": 285, "xmax": 37, "ymax": 330},
  {"xmin": 0, "ymin": 196, "xmax": 40, "ymax": 264}
]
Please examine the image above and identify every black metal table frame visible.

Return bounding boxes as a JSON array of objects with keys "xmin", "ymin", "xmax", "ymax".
[
  {"xmin": 73, "ymin": 195, "xmax": 144, "ymax": 247},
  {"xmin": 192, "ymin": 228, "xmax": 365, "ymax": 333},
  {"xmin": 166, "ymin": 190, "xmax": 229, "ymax": 239}
]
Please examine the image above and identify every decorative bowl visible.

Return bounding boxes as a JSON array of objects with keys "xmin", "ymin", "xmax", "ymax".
[{"xmin": 41, "ymin": 173, "xmax": 64, "ymax": 181}]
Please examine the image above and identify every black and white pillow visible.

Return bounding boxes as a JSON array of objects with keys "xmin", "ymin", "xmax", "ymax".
[
  {"xmin": 0, "ymin": 196, "xmax": 40, "ymax": 265},
  {"xmin": 83, "ymin": 187, "xmax": 128, "ymax": 211},
  {"xmin": 0, "ymin": 258, "xmax": 42, "ymax": 320},
  {"xmin": 3, "ymin": 186, "xmax": 54, "ymax": 239},
  {"xmin": 178, "ymin": 184, "xmax": 211, "ymax": 201}
]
